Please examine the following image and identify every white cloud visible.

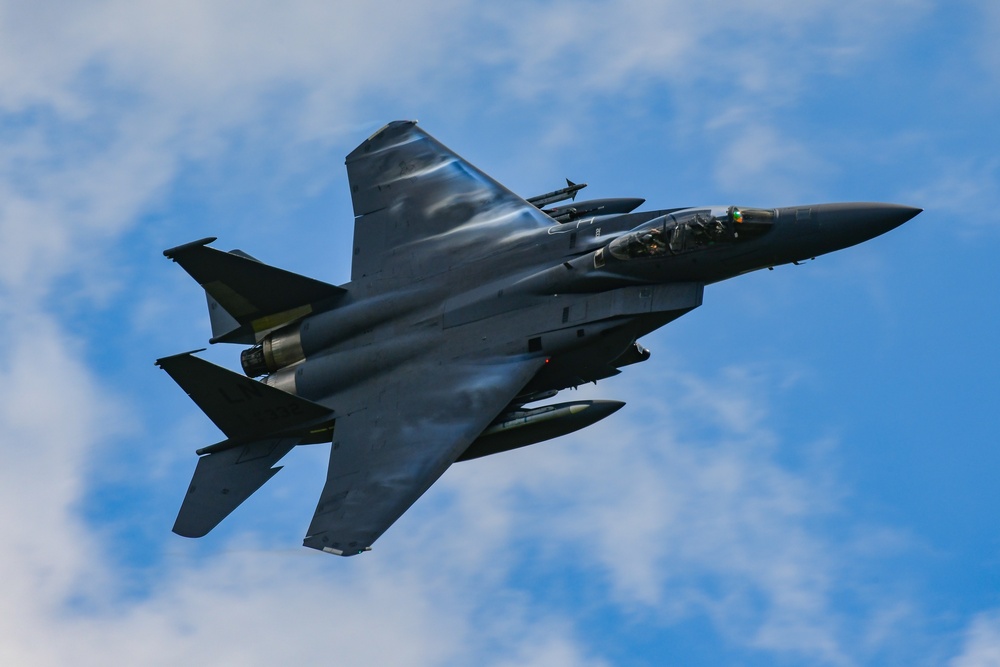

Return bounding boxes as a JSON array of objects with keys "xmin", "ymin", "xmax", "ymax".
[
  {"xmin": 974, "ymin": 1, "xmax": 1000, "ymax": 89},
  {"xmin": 0, "ymin": 1, "xmax": 465, "ymax": 116},
  {"xmin": 712, "ymin": 123, "xmax": 833, "ymax": 201},
  {"xmin": 483, "ymin": 0, "xmax": 926, "ymax": 100},
  {"xmin": 470, "ymin": 0, "xmax": 930, "ymax": 202},
  {"xmin": 0, "ymin": 310, "xmax": 124, "ymax": 664},
  {"xmin": 903, "ymin": 159, "xmax": 1000, "ymax": 236},
  {"xmin": 434, "ymin": 365, "xmax": 895, "ymax": 665},
  {"xmin": 951, "ymin": 611, "xmax": 1000, "ymax": 667}
]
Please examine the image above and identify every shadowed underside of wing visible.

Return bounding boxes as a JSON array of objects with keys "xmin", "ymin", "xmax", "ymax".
[
  {"xmin": 347, "ymin": 121, "xmax": 555, "ymax": 283},
  {"xmin": 303, "ymin": 354, "xmax": 546, "ymax": 556}
]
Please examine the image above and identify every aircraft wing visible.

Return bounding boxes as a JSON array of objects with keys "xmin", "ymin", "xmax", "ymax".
[
  {"xmin": 303, "ymin": 353, "xmax": 546, "ymax": 556},
  {"xmin": 347, "ymin": 121, "xmax": 556, "ymax": 283}
]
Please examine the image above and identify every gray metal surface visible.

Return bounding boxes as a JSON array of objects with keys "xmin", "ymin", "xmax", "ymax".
[{"xmin": 158, "ymin": 121, "xmax": 921, "ymax": 556}]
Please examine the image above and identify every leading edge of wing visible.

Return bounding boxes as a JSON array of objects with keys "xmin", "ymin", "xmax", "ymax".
[
  {"xmin": 347, "ymin": 121, "xmax": 556, "ymax": 281},
  {"xmin": 303, "ymin": 354, "xmax": 547, "ymax": 556}
]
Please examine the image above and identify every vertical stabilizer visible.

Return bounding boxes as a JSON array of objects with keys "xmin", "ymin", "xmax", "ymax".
[{"xmin": 162, "ymin": 238, "xmax": 347, "ymax": 344}]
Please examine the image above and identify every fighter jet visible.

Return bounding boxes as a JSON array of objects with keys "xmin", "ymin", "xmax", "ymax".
[{"xmin": 158, "ymin": 121, "xmax": 920, "ymax": 556}]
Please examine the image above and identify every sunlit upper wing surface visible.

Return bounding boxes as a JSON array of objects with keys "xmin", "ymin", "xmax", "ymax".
[
  {"xmin": 347, "ymin": 121, "xmax": 556, "ymax": 282},
  {"xmin": 303, "ymin": 353, "xmax": 545, "ymax": 555}
]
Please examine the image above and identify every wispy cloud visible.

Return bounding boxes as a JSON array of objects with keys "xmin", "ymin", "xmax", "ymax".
[
  {"xmin": 903, "ymin": 159, "xmax": 1000, "ymax": 235},
  {"xmin": 432, "ymin": 364, "xmax": 922, "ymax": 665},
  {"xmin": 950, "ymin": 610, "xmax": 1000, "ymax": 667}
]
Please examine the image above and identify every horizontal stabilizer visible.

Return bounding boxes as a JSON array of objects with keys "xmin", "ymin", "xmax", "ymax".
[
  {"xmin": 163, "ymin": 238, "xmax": 346, "ymax": 341},
  {"xmin": 173, "ymin": 437, "xmax": 297, "ymax": 537},
  {"xmin": 156, "ymin": 351, "xmax": 333, "ymax": 441}
]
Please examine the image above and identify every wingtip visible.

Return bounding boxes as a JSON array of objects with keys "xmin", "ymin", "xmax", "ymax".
[
  {"xmin": 348, "ymin": 121, "xmax": 422, "ymax": 163},
  {"xmin": 365, "ymin": 120, "xmax": 417, "ymax": 141},
  {"xmin": 154, "ymin": 349, "xmax": 207, "ymax": 367},
  {"xmin": 163, "ymin": 237, "xmax": 217, "ymax": 258}
]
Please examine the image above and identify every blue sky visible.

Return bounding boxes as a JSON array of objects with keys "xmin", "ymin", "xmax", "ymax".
[{"xmin": 1, "ymin": 1, "xmax": 998, "ymax": 665}]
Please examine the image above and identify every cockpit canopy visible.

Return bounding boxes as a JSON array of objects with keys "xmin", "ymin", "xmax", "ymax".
[{"xmin": 607, "ymin": 206, "xmax": 775, "ymax": 260}]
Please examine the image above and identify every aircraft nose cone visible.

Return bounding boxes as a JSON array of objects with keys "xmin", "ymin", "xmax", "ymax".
[
  {"xmin": 838, "ymin": 202, "xmax": 921, "ymax": 232},
  {"xmin": 886, "ymin": 203, "xmax": 923, "ymax": 227},
  {"xmin": 815, "ymin": 202, "xmax": 921, "ymax": 248}
]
